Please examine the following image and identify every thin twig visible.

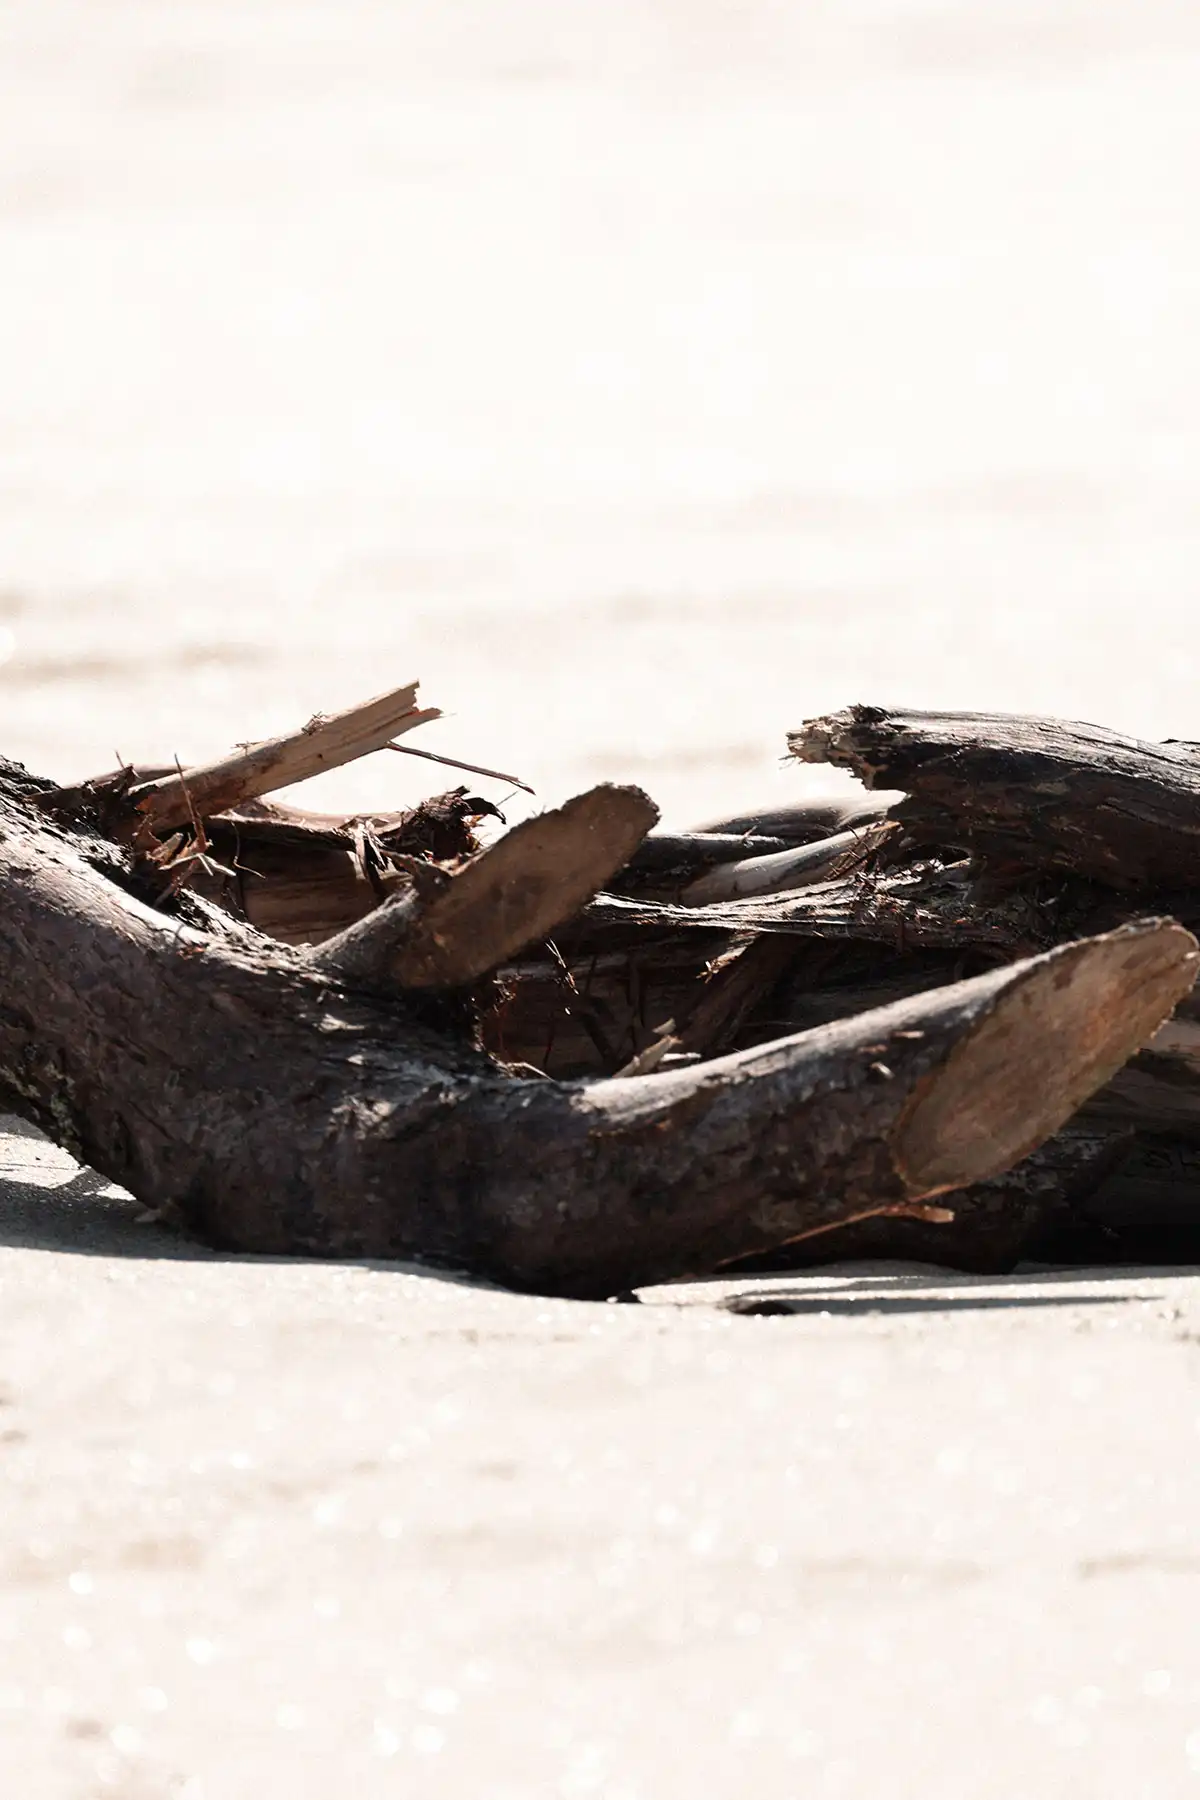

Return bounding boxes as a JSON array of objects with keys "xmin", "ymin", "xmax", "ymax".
[{"xmin": 385, "ymin": 740, "xmax": 534, "ymax": 794}]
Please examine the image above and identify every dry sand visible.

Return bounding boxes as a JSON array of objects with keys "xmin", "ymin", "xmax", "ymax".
[
  {"xmin": 4, "ymin": 3, "xmax": 1200, "ymax": 1793},
  {"xmin": 7, "ymin": 1126, "xmax": 1200, "ymax": 1799}
]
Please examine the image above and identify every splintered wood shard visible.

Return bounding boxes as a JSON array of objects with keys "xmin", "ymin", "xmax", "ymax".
[
  {"xmin": 0, "ymin": 753, "xmax": 1194, "ymax": 1295},
  {"xmin": 790, "ymin": 706, "xmax": 1200, "ymax": 888},
  {"xmin": 130, "ymin": 681, "xmax": 441, "ymax": 831}
]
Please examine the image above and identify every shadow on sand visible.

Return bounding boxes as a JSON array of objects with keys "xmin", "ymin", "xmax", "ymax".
[
  {"xmin": 718, "ymin": 1286, "xmax": 1140, "ymax": 1318},
  {"xmin": 0, "ymin": 1117, "xmax": 1190, "ymax": 1315}
]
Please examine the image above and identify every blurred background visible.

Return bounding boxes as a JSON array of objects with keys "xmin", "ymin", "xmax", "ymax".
[{"xmin": 3, "ymin": 0, "xmax": 1200, "ymax": 826}]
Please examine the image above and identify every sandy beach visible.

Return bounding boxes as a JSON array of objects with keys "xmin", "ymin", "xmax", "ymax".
[
  {"xmin": 5, "ymin": 3, "xmax": 1200, "ymax": 1793},
  {"xmin": 7, "ymin": 1123, "xmax": 1200, "ymax": 1798}
]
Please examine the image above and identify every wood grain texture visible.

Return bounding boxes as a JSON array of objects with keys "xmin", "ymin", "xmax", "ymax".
[
  {"xmin": 130, "ymin": 682, "xmax": 440, "ymax": 831},
  {"xmin": 388, "ymin": 785, "xmax": 660, "ymax": 989}
]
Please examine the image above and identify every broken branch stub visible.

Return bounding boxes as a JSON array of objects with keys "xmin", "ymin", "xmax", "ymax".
[
  {"xmin": 890, "ymin": 920, "xmax": 1199, "ymax": 1194},
  {"xmin": 131, "ymin": 681, "xmax": 441, "ymax": 832},
  {"xmin": 790, "ymin": 706, "xmax": 1200, "ymax": 888},
  {"xmin": 384, "ymin": 784, "xmax": 660, "ymax": 989}
]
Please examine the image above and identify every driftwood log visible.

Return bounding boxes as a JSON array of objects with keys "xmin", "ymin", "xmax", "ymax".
[
  {"xmin": 5, "ymin": 690, "xmax": 1200, "ymax": 1291},
  {"xmin": 483, "ymin": 707, "xmax": 1200, "ymax": 1267}
]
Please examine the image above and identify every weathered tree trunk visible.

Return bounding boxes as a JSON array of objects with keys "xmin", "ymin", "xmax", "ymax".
[{"xmin": 2, "ymin": 763, "xmax": 1192, "ymax": 1296}]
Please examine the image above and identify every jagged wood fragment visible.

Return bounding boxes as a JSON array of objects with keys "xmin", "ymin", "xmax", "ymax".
[
  {"xmin": 483, "ymin": 861, "xmax": 1083, "ymax": 1081},
  {"xmin": 212, "ymin": 787, "xmax": 489, "ymax": 858},
  {"xmin": 129, "ymin": 681, "xmax": 441, "ymax": 831},
  {"xmin": 484, "ymin": 935, "xmax": 715, "ymax": 1078},
  {"xmin": 566, "ymin": 861, "xmax": 1061, "ymax": 956},
  {"xmin": 791, "ymin": 707, "xmax": 1200, "ymax": 888}
]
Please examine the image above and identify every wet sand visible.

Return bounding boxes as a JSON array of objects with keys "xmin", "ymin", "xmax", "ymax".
[{"xmin": 4, "ymin": 3, "xmax": 1200, "ymax": 1793}]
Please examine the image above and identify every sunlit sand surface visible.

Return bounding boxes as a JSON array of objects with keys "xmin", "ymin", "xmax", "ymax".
[{"xmin": 4, "ymin": 5, "xmax": 1200, "ymax": 1793}]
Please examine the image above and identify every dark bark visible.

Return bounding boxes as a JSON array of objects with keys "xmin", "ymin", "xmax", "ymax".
[
  {"xmin": 1041, "ymin": 1131, "xmax": 1200, "ymax": 1262},
  {"xmin": 791, "ymin": 707, "xmax": 1200, "ymax": 889},
  {"xmin": 729, "ymin": 1124, "xmax": 1128, "ymax": 1275},
  {"xmin": 2, "ymin": 763, "xmax": 1191, "ymax": 1297}
]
